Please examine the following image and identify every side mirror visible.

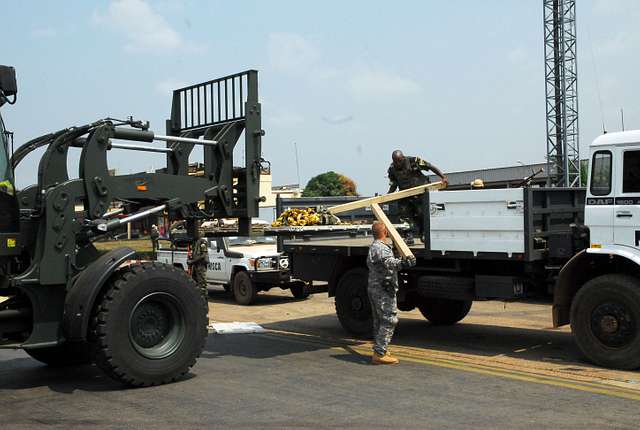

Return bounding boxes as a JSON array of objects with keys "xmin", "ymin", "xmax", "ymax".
[{"xmin": 0, "ymin": 65, "xmax": 17, "ymax": 97}]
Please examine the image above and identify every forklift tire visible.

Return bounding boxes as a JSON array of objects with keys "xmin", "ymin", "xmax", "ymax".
[
  {"xmin": 335, "ymin": 268, "xmax": 373, "ymax": 338},
  {"xmin": 418, "ymin": 298, "xmax": 472, "ymax": 325},
  {"xmin": 25, "ymin": 342, "xmax": 92, "ymax": 367},
  {"xmin": 290, "ymin": 282, "xmax": 310, "ymax": 300},
  {"xmin": 571, "ymin": 274, "xmax": 640, "ymax": 370},
  {"xmin": 91, "ymin": 262, "xmax": 208, "ymax": 387},
  {"xmin": 232, "ymin": 271, "xmax": 257, "ymax": 305}
]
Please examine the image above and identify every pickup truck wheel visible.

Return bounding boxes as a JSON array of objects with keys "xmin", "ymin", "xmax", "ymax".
[
  {"xmin": 25, "ymin": 342, "xmax": 91, "ymax": 367},
  {"xmin": 571, "ymin": 274, "xmax": 640, "ymax": 370},
  {"xmin": 233, "ymin": 271, "xmax": 257, "ymax": 305},
  {"xmin": 290, "ymin": 282, "xmax": 310, "ymax": 299},
  {"xmin": 90, "ymin": 262, "xmax": 208, "ymax": 387},
  {"xmin": 335, "ymin": 268, "xmax": 372, "ymax": 338},
  {"xmin": 417, "ymin": 298, "xmax": 472, "ymax": 325}
]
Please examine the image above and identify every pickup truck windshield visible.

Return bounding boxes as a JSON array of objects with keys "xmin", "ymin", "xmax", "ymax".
[
  {"xmin": 0, "ymin": 116, "xmax": 14, "ymax": 194},
  {"xmin": 228, "ymin": 236, "xmax": 276, "ymax": 246}
]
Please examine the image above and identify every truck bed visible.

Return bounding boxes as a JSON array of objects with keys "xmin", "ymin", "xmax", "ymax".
[{"xmin": 281, "ymin": 187, "xmax": 586, "ymax": 262}]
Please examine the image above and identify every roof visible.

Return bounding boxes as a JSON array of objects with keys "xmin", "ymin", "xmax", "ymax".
[
  {"xmin": 591, "ymin": 130, "xmax": 640, "ymax": 147},
  {"xmin": 429, "ymin": 162, "xmax": 552, "ymax": 186}
]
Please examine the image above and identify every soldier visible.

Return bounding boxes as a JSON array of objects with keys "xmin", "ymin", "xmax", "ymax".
[
  {"xmin": 188, "ymin": 237, "xmax": 210, "ymax": 298},
  {"xmin": 150, "ymin": 224, "xmax": 159, "ymax": 259},
  {"xmin": 367, "ymin": 221, "xmax": 416, "ymax": 365},
  {"xmin": 387, "ymin": 150, "xmax": 448, "ymax": 243}
]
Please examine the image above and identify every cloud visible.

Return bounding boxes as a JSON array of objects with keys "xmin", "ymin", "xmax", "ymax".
[
  {"xmin": 268, "ymin": 33, "xmax": 320, "ymax": 73},
  {"xmin": 94, "ymin": 0, "xmax": 203, "ymax": 54},
  {"xmin": 347, "ymin": 67, "xmax": 421, "ymax": 99},
  {"xmin": 155, "ymin": 78, "xmax": 188, "ymax": 95}
]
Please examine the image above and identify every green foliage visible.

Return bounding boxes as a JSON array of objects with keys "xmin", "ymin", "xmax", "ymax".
[{"xmin": 302, "ymin": 171, "xmax": 358, "ymax": 197}]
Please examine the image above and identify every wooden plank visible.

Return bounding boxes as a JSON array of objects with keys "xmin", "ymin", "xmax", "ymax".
[
  {"xmin": 370, "ymin": 203, "xmax": 414, "ymax": 258},
  {"xmin": 327, "ymin": 181, "xmax": 444, "ymax": 215}
]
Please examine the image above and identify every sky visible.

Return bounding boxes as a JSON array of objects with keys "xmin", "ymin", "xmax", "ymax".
[{"xmin": 2, "ymin": 0, "xmax": 640, "ymax": 195}]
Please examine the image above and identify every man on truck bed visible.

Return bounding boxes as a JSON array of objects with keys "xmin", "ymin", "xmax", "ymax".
[
  {"xmin": 387, "ymin": 150, "xmax": 448, "ymax": 243},
  {"xmin": 367, "ymin": 221, "xmax": 416, "ymax": 365}
]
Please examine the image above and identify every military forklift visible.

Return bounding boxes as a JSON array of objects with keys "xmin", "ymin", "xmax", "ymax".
[{"xmin": 0, "ymin": 65, "xmax": 264, "ymax": 386}]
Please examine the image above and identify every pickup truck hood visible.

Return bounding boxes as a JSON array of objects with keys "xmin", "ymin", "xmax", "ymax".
[{"xmin": 229, "ymin": 244, "xmax": 280, "ymax": 258}]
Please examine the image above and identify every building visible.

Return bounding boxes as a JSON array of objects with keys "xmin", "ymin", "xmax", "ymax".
[{"xmin": 429, "ymin": 162, "xmax": 554, "ymax": 190}]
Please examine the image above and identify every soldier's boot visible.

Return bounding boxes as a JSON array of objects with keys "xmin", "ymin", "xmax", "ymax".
[{"xmin": 371, "ymin": 352, "xmax": 400, "ymax": 365}]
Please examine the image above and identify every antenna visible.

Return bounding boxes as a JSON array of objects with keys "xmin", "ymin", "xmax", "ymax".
[
  {"xmin": 621, "ymin": 108, "xmax": 625, "ymax": 131},
  {"xmin": 294, "ymin": 142, "xmax": 301, "ymax": 187}
]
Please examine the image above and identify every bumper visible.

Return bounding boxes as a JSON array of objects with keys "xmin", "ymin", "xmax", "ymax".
[{"xmin": 248, "ymin": 270, "xmax": 293, "ymax": 285}]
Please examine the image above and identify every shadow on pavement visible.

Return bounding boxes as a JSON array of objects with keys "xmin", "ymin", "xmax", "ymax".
[
  {"xmin": 206, "ymin": 288, "xmax": 310, "ymax": 307},
  {"xmin": 258, "ymin": 313, "xmax": 588, "ymax": 367},
  {"xmin": 0, "ymin": 356, "xmax": 196, "ymax": 393}
]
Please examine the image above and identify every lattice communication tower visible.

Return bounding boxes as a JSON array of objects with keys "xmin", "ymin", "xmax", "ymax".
[{"xmin": 544, "ymin": 0, "xmax": 580, "ymax": 187}]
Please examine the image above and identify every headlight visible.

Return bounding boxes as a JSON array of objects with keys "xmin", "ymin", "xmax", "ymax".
[
  {"xmin": 255, "ymin": 257, "xmax": 273, "ymax": 270},
  {"xmin": 279, "ymin": 257, "xmax": 289, "ymax": 269}
]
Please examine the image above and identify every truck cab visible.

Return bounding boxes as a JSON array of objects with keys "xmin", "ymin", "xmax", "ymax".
[{"xmin": 586, "ymin": 130, "xmax": 640, "ymax": 250}]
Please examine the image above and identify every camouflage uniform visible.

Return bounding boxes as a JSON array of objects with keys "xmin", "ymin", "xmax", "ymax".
[
  {"xmin": 366, "ymin": 239, "xmax": 405, "ymax": 356},
  {"xmin": 387, "ymin": 156, "xmax": 436, "ymax": 237},
  {"xmin": 150, "ymin": 225, "xmax": 159, "ymax": 258},
  {"xmin": 188, "ymin": 238, "xmax": 209, "ymax": 298}
]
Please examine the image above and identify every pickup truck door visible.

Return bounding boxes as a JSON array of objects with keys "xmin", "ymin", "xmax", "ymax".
[
  {"xmin": 614, "ymin": 147, "xmax": 640, "ymax": 249},
  {"xmin": 207, "ymin": 238, "xmax": 228, "ymax": 282}
]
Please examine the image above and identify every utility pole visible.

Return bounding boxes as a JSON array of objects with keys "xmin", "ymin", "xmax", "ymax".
[{"xmin": 544, "ymin": 0, "xmax": 580, "ymax": 187}]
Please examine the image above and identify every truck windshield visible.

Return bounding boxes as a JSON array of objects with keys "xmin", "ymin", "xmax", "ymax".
[{"xmin": 0, "ymin": 115, "xmax": 14, "ymax": 195}]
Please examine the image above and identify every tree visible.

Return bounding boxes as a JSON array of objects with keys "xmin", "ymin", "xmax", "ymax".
[{"xmin": 302, "ymin": 171, "xmax": 358, "ymax": 197}]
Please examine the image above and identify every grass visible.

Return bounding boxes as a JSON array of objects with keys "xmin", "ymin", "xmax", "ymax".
[{"xmin": 94, "ymin": 239, "xmax": 155, "ymax": 253}]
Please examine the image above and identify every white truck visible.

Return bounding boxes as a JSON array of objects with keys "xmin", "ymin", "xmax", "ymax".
[
  {"xmin": 157, "ymin": 236, "xmax": 307, "ymax": 305},
  {"xmin": 279, "ymin": 130, "xmax": 640, "ymax": 370}
]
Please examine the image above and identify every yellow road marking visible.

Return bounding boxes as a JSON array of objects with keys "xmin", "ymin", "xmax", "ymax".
[{"xmin": 261, "ymin": 329, "xmax": 640, "ymax": 401}]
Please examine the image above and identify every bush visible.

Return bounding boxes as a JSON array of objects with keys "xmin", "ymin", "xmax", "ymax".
[{"xmin": 302, "ymin": 171, "xmax": 358, "ymax": 197}]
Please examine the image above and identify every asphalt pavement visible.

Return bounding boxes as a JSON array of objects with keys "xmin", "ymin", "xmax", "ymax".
[{"xmin": 1, "ymin": 290, "xmax": 639, "ymax": 429}]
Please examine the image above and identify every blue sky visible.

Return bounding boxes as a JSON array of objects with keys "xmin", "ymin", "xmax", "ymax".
[{"xmin": 2, "ymin": 0, "xmax": 639, "ymax": 194}]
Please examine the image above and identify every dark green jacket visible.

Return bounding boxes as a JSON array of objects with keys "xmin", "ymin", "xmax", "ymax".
[{"xmin": 387, "ymin": 156, "xmax": 434, "ymax": 192}]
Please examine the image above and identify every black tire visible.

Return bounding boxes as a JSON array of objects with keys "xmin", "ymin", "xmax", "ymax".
[
  {"xmin": 570, "ymin": 274, "xmax": 640, "ymax": 370},
  {"xmin": 290, "ymin": 282, "xmax": 310, "ymax": 299},
  {"xmin": 90, "ymin": 262, "xmax": 208, "ymax": 387},
  {"xmin": 232, "ymin": 271, "xmax": 257, "ymax": 305},
  {"xmin": 334, "ymin": 268, "xmax": 373, "ymax": 337},
  {"xmin": 417, "ymin": 298, "xmax": 472, "ymax": 325},
  {"xmin": 25, "ymin": 342, "xmax": 91, "ymax": 367}
]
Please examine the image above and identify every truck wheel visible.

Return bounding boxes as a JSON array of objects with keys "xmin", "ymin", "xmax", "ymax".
[
  {"xmin": 25, "ymin": 342, "xmax": 91, "ymax": 367},
  {"xmin": 232, "ymin": 271, "xmax": 257, "ymax": 305},
  {"xmin": 418, "ymin": 298, "xmax": 472, "ymax": 325},
  {"xmin": 335, "ymin": 268, "xmax": 372, "ymax": 337},
  {"xmin": 290, "ymin": 282, "xmax": 310, "ymax": 299},
  {"xmin": 570, "ymin": 274, "xmax": 640, "ymax": 370},
  {"xmin": 91, "ymin": 262, "xmax": 208, "ymax": 387}
]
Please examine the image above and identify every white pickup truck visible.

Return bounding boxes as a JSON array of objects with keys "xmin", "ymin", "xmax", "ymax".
[{"xmin": 156, "ymin": 236, "xmax": 307, "ymax": 305}]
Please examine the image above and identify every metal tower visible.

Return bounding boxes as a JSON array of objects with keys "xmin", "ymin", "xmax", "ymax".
[{"xmin": 544, "ymin": 0, "xmax": 580, "ymax": 187}]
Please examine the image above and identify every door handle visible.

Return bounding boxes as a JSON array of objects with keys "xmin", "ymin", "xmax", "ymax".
[{"xmin": 616, "ymin": 211, "xmax": 633, "ymax": 218}]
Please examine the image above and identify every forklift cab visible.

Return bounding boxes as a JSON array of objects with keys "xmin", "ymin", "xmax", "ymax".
[
  {"xmin": 0, "ymin": 65, "xmax": 19, "ymax": 238},
  {"xmin": 586, "ymin": 130, "xmax": 640, "ymax": 250}
]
